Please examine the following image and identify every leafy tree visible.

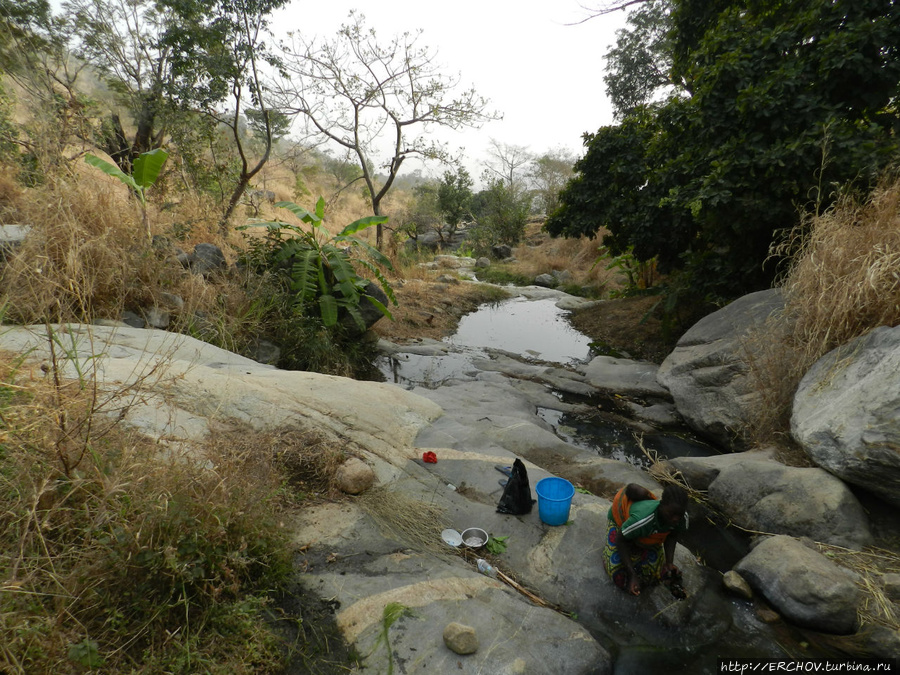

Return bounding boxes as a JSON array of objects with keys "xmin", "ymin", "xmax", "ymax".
[
  {"xmin": 470, "ymin": 177, "xmax": 532, "ymax": 254},
  {"xmin": 399, "ymin": 180, "xmax": 442, "ymax": 244},
  {"xmin": 274, "ymin": 12, "xmax": 498, "ymax": 248},
  {"xmin": 529, "ymin": 148, "xmax": 575, "ymax": 215},
  {"xmin": 437, "ymin": 166, "xmax": 474, "ymax": 242},
  {"xmin": 548, "ymin": 0, "xmax": 900, "ymax": 302},
  {"xmin": 603, "ymin": 0, "xmax": 673, "ymax": 117},
  {"xmin": 1, "ymin": 0, "xmax": 96, "ymax": 177},
  {"xmin": 157, "ymin": 0, "xmax": 289, "ymax": 232},
  {"xmin": 65, "ymin": 0, "xmax": 176, "ymax": 173}
]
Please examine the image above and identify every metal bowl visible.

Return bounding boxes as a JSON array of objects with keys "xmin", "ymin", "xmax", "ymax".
[{"xmin": 460, "ymin": 527, "xmax": 488, "ymax": 549}]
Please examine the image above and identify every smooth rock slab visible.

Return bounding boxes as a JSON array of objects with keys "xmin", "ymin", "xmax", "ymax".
[
  {"xmin": 580, "ymin": 355, "xmax": 670, "ymax": 399},
  {"xmin": 734, "ymin": 536, "xmax": 862, "ymax": 635}
]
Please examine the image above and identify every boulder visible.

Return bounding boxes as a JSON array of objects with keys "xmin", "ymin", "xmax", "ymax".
[
  {"xmin": 143, "ymin": 306, "xmax": 170, "ymax": 330},
  {"xmin": 492, "ymin": 244, "xmax": 512, "ymax": 259},
  {"xmin": 475, "ymin": 257, "xmax": 490, "ymax": 269},
  {"xmin": 791, "ymin": 325, "xmax": 900, "ymax": 507},
  {"xmin": 734, "ymin": 535, "xmax": 862, "ymax": 634},
  {"xmin": 657, "ymin": 289, "xmax": 786, "ymax": 447},
  {"xmin": 882, "ymin": 573, "xmax": 900, "ymax": 603},
  {"xmin": 335, "ymin": 457, "xmax": 376, "ymax": 495},
  {"xmin": 534, "ymin": 273, "xmax": 556, "ymax": 288},
  {"xmin": 0, "ymin": 223, "xmax": 31, "ymax": 259},
  {"xmin": 339, "ymin": 281, "xmax": 390, "ymax": 336},
  {"xmin": 704, "ymin": 457, "xmax": 872, "ymax": 549},
  {"xmin": 189, "ymin": 243, "xmax": 227, "ymax": 276},
  {"xmin": 442, "ymin": 622, "xmax": 478, "ymax": 655}
]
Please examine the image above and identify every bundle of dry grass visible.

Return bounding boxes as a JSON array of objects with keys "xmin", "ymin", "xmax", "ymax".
[{"xmin": 746, "ymin": 176, "xmax": 900, "ymax": 447}]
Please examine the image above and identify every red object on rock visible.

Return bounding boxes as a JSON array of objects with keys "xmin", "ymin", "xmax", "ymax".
[{"xmin": 422, "ymin": 451, "xmax": 438, "ymax": 464}]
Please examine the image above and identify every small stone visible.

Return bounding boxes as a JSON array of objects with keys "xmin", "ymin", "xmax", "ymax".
[
  {"xmin": 723, "ymin": 570, "xmax": 753, "ymax": 600},
  {"xmin": 443, "ymin": 622, "xmax": 478, "ymax": 655},
  {"xmin": 335, "ymin": 457, "xmax": 375, "ymax": 495},
  {"xmin": 475, "ymin": 257, "xmax": 490, "ymax": 268},
  {"xmin": 144, "ymin": 306, "xmax": 170, "ymax": 329},
  {"xmin": 756, "ymin": 607, "xmax": 781, "ymax": 624}
]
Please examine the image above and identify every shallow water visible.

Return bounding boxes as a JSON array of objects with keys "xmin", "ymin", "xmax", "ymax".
[{"xmin": 446, "ymin": 296, "xmax": 593, "ymax": 364}]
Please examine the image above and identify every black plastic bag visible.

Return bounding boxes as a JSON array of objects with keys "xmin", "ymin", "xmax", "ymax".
[{"xmin": 496, "ymin": 458, "xmax": 535, "ymax": 515}]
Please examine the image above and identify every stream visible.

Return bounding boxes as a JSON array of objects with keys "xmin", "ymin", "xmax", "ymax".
[
  {"xmin": 374, "ymin": 290, "xmax": 820, "ymax": 672},
  {"xmin": 376, "ymin": 293, "xmax": 744, "ymax": 568}
]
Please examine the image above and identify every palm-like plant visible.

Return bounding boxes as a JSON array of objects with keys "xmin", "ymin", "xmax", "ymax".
[{"xmin": 240, "ymin": 198, "xmax": 397, "ymax": 330}]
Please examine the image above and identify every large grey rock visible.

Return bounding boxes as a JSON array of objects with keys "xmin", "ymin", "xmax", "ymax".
[
  {"xmin": 734, "ymin": 536, "xmax": 862, "ymax": 634},
  {"xmin": 0, "ymin": 223, "xmax": 31, "ymax": 258},
  {"xmin": 339, "ymin": 280, "xmax": 389, "ymax": 335},
  {"xmin": 704, "ymin": 458, "xmax": 872, "ymax": 549},
  {"xmin": 534, "ymin": 273, "xmax": 556, "ymax": 288},
  {"xmin": 792, "ymin": 325, "xmax": 900, "ymax": 507},
  {"xmin": 657, "ymin": 289, "xmax": 785, "ymax": 447}
]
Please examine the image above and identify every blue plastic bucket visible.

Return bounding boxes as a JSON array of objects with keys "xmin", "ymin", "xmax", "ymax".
[{"xmin": 535, "ymin": 477, "xmax": 575, "ymax": 526}]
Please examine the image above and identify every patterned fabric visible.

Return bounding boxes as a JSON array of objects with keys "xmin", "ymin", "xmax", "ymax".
[{"xmin": 603, "ymin": 518, "xmax": 665, "ymax": 589}]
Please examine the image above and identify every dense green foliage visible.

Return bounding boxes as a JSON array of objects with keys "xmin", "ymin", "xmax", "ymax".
[
  {"xmin": 437, "ymin": 166, "xmax": 474, "ymax": 239},
  {"xmin": 547, "ymin": 0, "xmax": 900, "ymax": 301},
  {"xmin": 468, "ymin": 178, "xmax": 532, "ymax": 255}
]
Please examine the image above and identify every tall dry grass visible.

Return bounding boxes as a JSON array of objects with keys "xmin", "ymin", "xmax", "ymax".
[
  {"xmin": 513, "ymin": 222, "xmax": 624, "ymax": 292},
  {"xmin": 745, "ymin": 176, "xmax": 900, "ymax": 447}
]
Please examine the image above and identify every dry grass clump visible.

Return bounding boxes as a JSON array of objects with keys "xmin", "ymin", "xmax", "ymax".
[
  {"xmin": 514, "ymin": 222, "xmax": 624, "ymax": 292},
  {"xmin": 0, "ymin": 345, "xmax": 329, "ymax": 673},
  {"xmin": 359, "ymin": 485, "xmax": 449, "ymax": 554},
  {"xmin": 745, "ymin": 176, "xmax": 900, "ymax": 446},
  {"xmin": 213, "ymin": 425, "xmax": 349, "ymax": 501},
  {"xmin": 0, "ymin": 176, "xmax": 178, "ymax": 323},
  {"xmin": 816, "ymin": 543, "xmax": 900, "ymax": 636}
]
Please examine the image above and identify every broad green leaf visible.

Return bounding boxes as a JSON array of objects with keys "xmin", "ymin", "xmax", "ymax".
[
  {"xmin": 289, "ymin": 249, "xmax": 319, "ymax": 303},
  {"xmin": 275, "ymin": 201, "xmax": 319, "ymax": 223},
  {"xmin": 315, "ymin": 196, "xmax": 326, "ymax": 220},
  {"xmin": 318, "ymin": 294, "xmax": 338, "ymax": 326},
  {"xmin": 363, "ymin": 293, "xmax": 393, "ymax": 321},
  {"xmin": 343, "ymin": 303, "xmax": 366, "ymax": 331},
  {"xmin": 337, "ymin": 215, "xmax": 389, "ymax": 237},
  {"xmin": 132, "ymin": 148, "xmax": 169, "ymax": 189},
  {"xmin": 84, "ymin": 154, "xmax": 138, "ymax": 191},
  {"xmin": 342, "ymin": 236, "xmax": 394, "ymax": 270}
]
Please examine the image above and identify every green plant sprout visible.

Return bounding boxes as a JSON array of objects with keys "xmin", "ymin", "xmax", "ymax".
[
  {"xmin": 486, "ymin": 535, "xmax": 509, "ymax": 555},
  {"xmin": 85, "ymin": 148, "xmax": 169, "ymax": 243}
]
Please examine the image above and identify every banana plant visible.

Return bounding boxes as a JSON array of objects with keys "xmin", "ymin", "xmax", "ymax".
[
  {"xmin": 239, "ymin": 197, "xmax": 397, "ymax": 330},
  {"xmin": 84, "ymin": 148, "xmax": 169, "ymax": 242}
]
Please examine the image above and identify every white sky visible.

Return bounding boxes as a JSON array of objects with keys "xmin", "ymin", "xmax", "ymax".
[
  {"xmin": 50, "ymin": 0, "xmax": 629, "ymax": 179},
  {"xmin": 271, "ymin": 1, "xmax": 629, "ymax": 178}
]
